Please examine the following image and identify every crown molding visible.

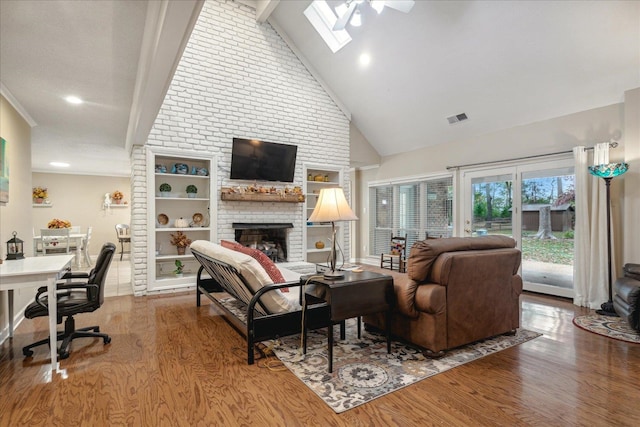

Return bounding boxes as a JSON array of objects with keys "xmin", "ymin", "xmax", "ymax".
[{"xmin": 0, "ymin": 82, "xmax": 37, "ymax": 127}]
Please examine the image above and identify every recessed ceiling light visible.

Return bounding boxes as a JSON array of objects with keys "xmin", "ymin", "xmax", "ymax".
[
  {"xmin": 359, "ymin": 53, "xmax": 371, "ymax": 66},
  {"xmin": 65, "ymin": 96, "xmax": 83, "ymax": 104},
  {"xmin": 49, "ymin": 162, "xmax": 70, "ymax": 168}
]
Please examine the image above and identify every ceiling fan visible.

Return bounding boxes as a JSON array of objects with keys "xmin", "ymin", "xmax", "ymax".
[{"xmin": 332, "ymin": 0, "xmax": 415, "ymax": 31}]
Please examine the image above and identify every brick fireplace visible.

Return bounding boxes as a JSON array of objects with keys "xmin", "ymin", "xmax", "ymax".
[{"xmin": 232, "ymin": 223, "xmax": 293, "ymax": 262}]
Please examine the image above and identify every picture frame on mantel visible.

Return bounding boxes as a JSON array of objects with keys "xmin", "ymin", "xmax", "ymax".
[{"xmin": 0, "ymin": 137, "xmax": 9, "ymax": 204}]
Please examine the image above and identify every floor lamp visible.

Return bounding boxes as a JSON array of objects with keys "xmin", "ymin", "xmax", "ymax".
[
  {"xmin": 308, "ymin": 187, "xmax": 358, "ymax": 279},
  {"xmin": 588, "ymin": 162, "xmax": 629, "ymax": 316}
]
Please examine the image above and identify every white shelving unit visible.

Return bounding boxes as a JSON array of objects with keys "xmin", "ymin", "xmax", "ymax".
[
  {"xmin": 147, "ymin": 147, "xmax": 217, "ymax": 292},
  {"xmin": 303, "ymin": 164, "xmax": 343, "ymax": 265}
]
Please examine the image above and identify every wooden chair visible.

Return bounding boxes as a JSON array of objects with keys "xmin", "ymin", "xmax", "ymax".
[
  {"xmin": 81, "ymin": 227, "xmax": 93, "ymax": 267},
  {"xmin": 40, "ymin": 228, "xmax": 71, "ymax": 256},
  {"xmin": 115, "ymin": 224, "xmax": 130, "ymax": 261},
  {"xmin": 380, "ymin": 234, "xmax": 407, "ymax": 273}
]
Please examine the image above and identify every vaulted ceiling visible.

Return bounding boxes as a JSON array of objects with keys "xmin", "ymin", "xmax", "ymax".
[{"xmin": 1, "ymin": 0, "xmax": 638, "ymax": 175}]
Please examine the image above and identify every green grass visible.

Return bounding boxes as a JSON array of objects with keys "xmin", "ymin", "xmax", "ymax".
[{"xmin": 481, "ymin": 229, "xmax": 574, "ymax": 265}]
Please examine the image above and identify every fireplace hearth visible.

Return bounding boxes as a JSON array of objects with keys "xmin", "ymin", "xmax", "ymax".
[{"xmin": 232, "ymin": 223, "xmax": 293, "ymax": 262}]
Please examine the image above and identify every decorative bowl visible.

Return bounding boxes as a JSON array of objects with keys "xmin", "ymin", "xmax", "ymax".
[{"xmin": 157, "ymin": 213, "xmax": 169, "ymax": 226}]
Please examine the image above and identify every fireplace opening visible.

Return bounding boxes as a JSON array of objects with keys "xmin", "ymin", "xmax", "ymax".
[{"xmin": 232, "ymin": 223, "xmax": 293, "ymax": 262}]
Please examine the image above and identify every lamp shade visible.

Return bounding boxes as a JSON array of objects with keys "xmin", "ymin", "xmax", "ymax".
[
  {"xmin": 588, "ymin": 162, "xmax": 629, "ymax": 178},
  {"xmin": 309, "ymin": 187, "xmax": 358, "ymax": 223}
]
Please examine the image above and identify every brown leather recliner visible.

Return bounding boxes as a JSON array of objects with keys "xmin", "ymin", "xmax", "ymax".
[
  {"xmin": 613, "ymin": 263, "xmax": 640, "ymax": 331},
  {"xmin": 364, "ymin": 235, "xmax": 522, "ymax": 356}
]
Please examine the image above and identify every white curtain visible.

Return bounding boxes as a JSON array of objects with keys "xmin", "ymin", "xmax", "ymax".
[{"xmin": 573, "ymin": 144, "xmax": 609, "ymax": 308}]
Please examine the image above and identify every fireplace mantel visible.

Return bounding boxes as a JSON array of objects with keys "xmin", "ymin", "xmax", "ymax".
[{"xmin": 221, "ymin": 191, "xmax": 305, "ymax": 203}]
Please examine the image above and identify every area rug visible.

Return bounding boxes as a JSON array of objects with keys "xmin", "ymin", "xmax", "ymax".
[
  {"xmin": 573, "ymin": 314, "xmax": 640, "ymax": 344},
  {"xmin": 267, "ymin": 321, "xmax": 541, "ymax": 413}
]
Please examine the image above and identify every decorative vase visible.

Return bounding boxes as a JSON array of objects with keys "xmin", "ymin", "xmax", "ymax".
[
  {"xmin": 177, "ymin": 247, "xmax": 186, "ymax": 255},
  {"xmin": 187, "ymin": 193, "xmax": 196, "ymax": 198},
  {"xmin": 160, "ymin": 191, "xmax": 169, "ymax": 197},
  {"xmin": 114, "ymin": 199, "xmax": 122, "ymax": 204},
  {"xmin": 34, "ymin": 198, "xmax": 44, "ymax": 204}
]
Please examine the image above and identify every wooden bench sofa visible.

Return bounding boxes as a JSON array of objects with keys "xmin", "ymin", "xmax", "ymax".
[{"xmin": 190, "ymin": 240, "xmax": 331, "ymax": 364}]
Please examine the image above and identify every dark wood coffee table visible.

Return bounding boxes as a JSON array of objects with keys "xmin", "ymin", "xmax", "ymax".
[{"xmin": 300, "ymin": 271, "xmax": 394, "ymax": 373}]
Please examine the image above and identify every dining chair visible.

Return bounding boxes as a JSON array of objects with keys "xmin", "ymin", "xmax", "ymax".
[
  {"xmin": 33, "ymin": 228, "xmax": 43, "ymax": 256},
  {"xmin": 115, "ymin": 224, "xmax": 131, "ymax": 261},
  {"xmin": 82, "ymin": 226, "xmax": 93, "ymax": 267},
  {"xmin": 40, "ymin": 228, "xmax": 71, "ymax": 256}
]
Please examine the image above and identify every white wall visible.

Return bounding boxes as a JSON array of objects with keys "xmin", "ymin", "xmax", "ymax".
[
  {"xmin": 0, "ymin": 94, "xmax": 33, "ymax": 343},
  {"xmin": 31, "ymin": 173, "xmax": 131, "ymax": 256},
  {"xmin": 355, "ymin": 98, "xmax": 638, "ymax": 266},
  {"xmin": 623, "ymin": 87, "xmax": 640, "ymax": 264},
  {"xmin": 131, "ymin": 0, "xmax": 350, "ymax": 294}
]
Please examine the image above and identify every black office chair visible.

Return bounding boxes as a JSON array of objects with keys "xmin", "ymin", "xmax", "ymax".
[{"xmin": 22, "ymin": 242, "xmax": 116, "ymax": 359}]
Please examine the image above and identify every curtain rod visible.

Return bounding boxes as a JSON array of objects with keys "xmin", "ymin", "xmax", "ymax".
[{"xmin": 445, "ymin": 141, "xmax": 618, "ymax": 170}]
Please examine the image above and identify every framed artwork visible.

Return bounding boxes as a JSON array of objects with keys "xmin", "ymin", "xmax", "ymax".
[{"xmin": 0, "ymin": 137, "xmax": 8, "ymax": 203}]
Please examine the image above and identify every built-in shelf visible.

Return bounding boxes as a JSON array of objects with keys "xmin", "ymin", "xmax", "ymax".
[
  {"xmin": 109, "ymin": 204, "xmax": 129, "ymax": 208},
  {"xmin": 220, "ymin": 192, "xmax": 305, "ymax": 203},
  {"xmin": 156, "ymin": 227, "xmax": 211, "ymax": 232},
  {"xmin": 32, "ymin": 204, "xmax": 52, "ymax": 208},
  {"xmin": 156, "ymin": 254, "xmax": 196, "ymax": 261},
  {"xmin": 147, "ymin": 147, "xmax": 216, "ymax": 292},
  {"xmin": 156, "ymin": 197, "xmax": 208, "ymax": 201},
  {"xmin": 304, "ymin": 165, "xmax": 343, "ymax": 263},
  {"xmin": 155, "ymin": 173, "xmax": 209, "ymax": 179},
  {"xmin": 307, "ymin": 248, "xmax": 332, "ymax": 253}
]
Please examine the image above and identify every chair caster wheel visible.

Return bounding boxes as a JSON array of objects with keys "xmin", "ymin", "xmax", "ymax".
[
  {"xmin": 104, "ymin": 336, "xmax": 111, "ymax": 345},
  {"xmin": 23, "ymin": 349, "xmax": 34, "ymax": 357}
]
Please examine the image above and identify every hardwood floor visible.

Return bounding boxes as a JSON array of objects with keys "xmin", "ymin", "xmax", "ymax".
[{"xmin": 1, "ymin": 291, "xmax": 638, "ymax": 426}]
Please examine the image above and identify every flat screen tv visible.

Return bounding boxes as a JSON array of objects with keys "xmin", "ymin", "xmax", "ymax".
[{"xmin": 230, "ymin": 138, "xmax": 298, "ymax": 182}]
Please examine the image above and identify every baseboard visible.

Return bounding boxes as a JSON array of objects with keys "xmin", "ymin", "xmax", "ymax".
[{"xmin": 0, "ymin": 304, "xmax": 28, "ymax": 346}]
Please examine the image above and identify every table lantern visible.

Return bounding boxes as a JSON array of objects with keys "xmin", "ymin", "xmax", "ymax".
[{"xmin": 6, "ymin": 231, "xmax": 25, "ymax": 260}]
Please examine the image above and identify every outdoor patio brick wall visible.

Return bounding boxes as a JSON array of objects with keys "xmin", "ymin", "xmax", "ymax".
[{"xmin": 130, "ymin": 0, "xmax": 350, "ymax": 294}]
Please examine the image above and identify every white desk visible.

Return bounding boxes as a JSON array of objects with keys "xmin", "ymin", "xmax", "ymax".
[
  {"xmin": 33, "ymin": 233, "xmax": 84, "ymax": 268},
  {"xmin": 0, "ymin": 255, "xmax": 74, "ymax": 372}
]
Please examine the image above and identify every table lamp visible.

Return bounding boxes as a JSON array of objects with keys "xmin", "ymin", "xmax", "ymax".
[
  {"xmin": 588, "ymin": 162, "xmax": 629, "ymax": 316},
  {"xmin": 308, "ymin": 187, "xmax": 358, "ymax": 279}
]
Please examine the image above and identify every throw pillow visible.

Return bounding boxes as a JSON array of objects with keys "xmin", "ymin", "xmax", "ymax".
[
  {"xmin": 220, "ymin": 240, "xmax": 288, "ymax": 290},
  {"xmin": 191, "ymin": 240, "xmax": 297, "ymax": 314}
]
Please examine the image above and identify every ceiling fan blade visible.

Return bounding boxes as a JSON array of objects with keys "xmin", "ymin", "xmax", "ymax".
[
  {"xmin": 333, "ymin": 2, "xmax": 357, "ymax": 31},
  {"xmin": 383, "ymin": 0, "xmax": 415, "ymax": 13}
]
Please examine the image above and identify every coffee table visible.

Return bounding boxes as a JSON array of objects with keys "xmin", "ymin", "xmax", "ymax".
[{"xmin": 300, "ymin": 271, "xmax": 394, "ymax": 373}]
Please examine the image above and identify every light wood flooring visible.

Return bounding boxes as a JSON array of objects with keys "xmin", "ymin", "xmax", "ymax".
[{"xmin": 1, "ymin": 272, "xmax": 639, "ymax": 425}]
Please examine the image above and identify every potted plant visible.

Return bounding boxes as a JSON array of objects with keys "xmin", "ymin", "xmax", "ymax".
[
  {"xmin": 159, "ymin": 183, "xmax": 171, "ymax": 197},
  {"xmin": 186, "ymin": 184, "xmax": 198, "ymax": 198},
  {"xmin": 111, "ymin": 190, "xmax": 124, "ymax": 204},
  {"xmin": 32, "ymin": 187, "xmax": 48, "ymax": 203},
  {"xmin": 173, "ymin": 260, "xmax": 184, "ymax": 277},
  {"xmin": 169, "ymin": 231, "xmax": 192, "ymax": 255}
]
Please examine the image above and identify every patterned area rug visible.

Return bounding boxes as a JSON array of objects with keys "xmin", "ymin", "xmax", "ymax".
[
  {"xmin": 573, "ymin": 314, "xmax": 640, "ymax": 344},
  {"xmin": 267, "ymin": 321, "xmax": 541, "ymax": 413}
]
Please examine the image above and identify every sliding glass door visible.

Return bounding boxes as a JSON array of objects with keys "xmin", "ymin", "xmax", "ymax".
[{"xmin": 462, "ymin": 159, "xmax": 575, "ymax": 297}]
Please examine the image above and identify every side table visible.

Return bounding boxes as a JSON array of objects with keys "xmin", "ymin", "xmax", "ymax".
[{"xmin": 301, "ymin": 271, "xmax": 394, "ymax": 373}]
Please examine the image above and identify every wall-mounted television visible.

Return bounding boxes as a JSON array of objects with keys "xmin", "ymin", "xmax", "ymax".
[{"xmin": 230, "ymin": 138, "xmax": 298, "ymax": 183}]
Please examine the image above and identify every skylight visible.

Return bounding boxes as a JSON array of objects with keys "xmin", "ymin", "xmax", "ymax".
[{"xmin": 304, "ymin": 0, "xmax": 352, "ymax": 53}]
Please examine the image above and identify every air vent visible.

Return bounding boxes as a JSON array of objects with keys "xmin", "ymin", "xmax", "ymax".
[{"xmin": 447, "ymin": 113, "xmax": 468, "ymax": 124}]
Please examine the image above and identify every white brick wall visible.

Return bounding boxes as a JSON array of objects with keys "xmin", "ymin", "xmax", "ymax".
[{"xmin": 131, "ymin": 0, "xmax": 350, "ymax": 294}]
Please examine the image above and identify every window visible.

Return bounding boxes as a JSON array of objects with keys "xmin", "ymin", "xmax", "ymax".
[{"xmin": 369, "ymin": 175, "xmax": 453, "ymax": 256}]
